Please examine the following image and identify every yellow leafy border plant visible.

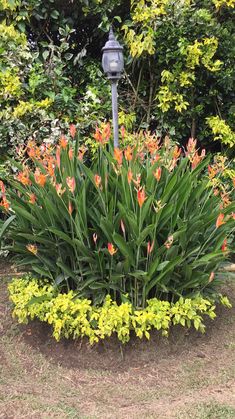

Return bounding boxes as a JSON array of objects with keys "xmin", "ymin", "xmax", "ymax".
[{"xmin": 8, "ymin": 277, "xmax": 232, "ymax": 344}]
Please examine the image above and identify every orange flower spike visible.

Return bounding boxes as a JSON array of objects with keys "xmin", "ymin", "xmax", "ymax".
[
  {"xmin": 94, "ymin": 174, "xmax": 102, "ymax": 188},
  {"xmin": 216, "ymin": 213, "xmax": 224, "ymax": 229},
  {"xmin": 55, "ymin": 183, "xmax": 65, "ymax": 196},
  {"xmin": 27, "ymin": 147, "xmax": 36, "ymax": 158},
  {"xmin": 26, "ymin": 244, "xmax": 38, "ymax": 255},
  {"xmin": 66, "ymin": 177, "xmax": 76, "ymax": 193},
  {"xmin": 209, "ymin": 272, "xmax": 215, "ymax": 283},
  {"xmin": 186, "ymin": 137, "xmax": 197, "ymax": 154},
  {"xmin": 233, "ymin": 178, "xmax": 235, "ymax": 188},
  {"xmin": 191, "ymin": 153, "xmax": 201, "ymax": 170},
  {"xmin": 56, "ymin": 146, "xmax": 61, "ymax": 168},
  {"xmin": 121, "ymin": 125, "xmax": 125, "ymax": 139},
  {"xmin": 147, "ymin": 240, "xmax": 154, "ymax": 255},
  {"xmin": 154, "ymin": 167, "xmax": 162, "ymax": 182},
  {"xmin": 68, "ymin": 148, "xmax": 73, "ymax": 160},
  {"xmin": 103, "ymin": 122, "xmax": 111, "ymax": 141},
  {"xmin": 68, "ymin": 201, "xmax": 73, "ymax": 215},
  {"xmin": 94, "ymin": 127, "xmax": 103, "ymax": 143},
  {"xmin": 108, "ymin": 243, "xmax": 117, "ymax": 256},
  {"xmin": 0, "ymin": 197, "xmax": 10, "ymax": 211},
  {"xmin": 60, "ymin": 135, "xmax": 68, "ymax": 149},
  {"xmin": 0, "ymin": 180, "xmax": 5, "ymax": 194},
  {"xmin": 47, "ymin": 161, "xmax": 55, "ymax": 177},
  {"xmin": 164, "ymin": 235, "xmax": 174, "ymax": 249},
  {"xmin": 124, "ymin": 146, "xmax": 133, "ymax": 162},
  {"xmin": 69, "ymin": 124, "xmax": 76, "ymax": 139},
  {"xmin": 173, "ymin": 146, "xmax": 181, "ymax": 160},
  {"xmin": 114, "ymin": 148, "xmax": 123, "ymax": 166},
  {"xmin": 93, "ymin": 233, "xmax": 98, "ymax": 244},
  {"xmin": 28, "ymin": 194, "xmax": 36, "ymax": 204},
  {"xmin": 127, "ymin": 169, "xmax": 133, "ymax": 184},
  {"xmin": 221, "ymin": 239, "xmax": 227, "ymax": 252},
  {"xmin": 137, "ymin": 187, "xmax": 146, "ymax": 208},
  {"xmin": 120, "ymin": 219, "xmax": 125, "ymax": 235},
  {"xmin": 34, "ymin": 169, "xmax": 47, "ymax": 187},
  {"xmin": 78, "ymin": 145, "xmax": 87, "ymax": 162},
  {"xmin": 17, "ymin": 171, "xmax": 31, "ymax": 186}
]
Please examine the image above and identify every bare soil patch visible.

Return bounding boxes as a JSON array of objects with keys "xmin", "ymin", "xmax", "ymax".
[{"xmin": 0, "ymin": 258, "xmax": 235, "ymax": 418}]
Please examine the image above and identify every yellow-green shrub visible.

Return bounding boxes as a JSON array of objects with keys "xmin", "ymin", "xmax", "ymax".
[{"xmin": 8, "ymin": 277, "xmax": 232, "ymax": 344}]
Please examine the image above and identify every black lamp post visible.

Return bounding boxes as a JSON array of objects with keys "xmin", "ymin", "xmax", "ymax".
[{"xmin": 102, "ymin": 27, "xmax": 124, "ymax": 148}]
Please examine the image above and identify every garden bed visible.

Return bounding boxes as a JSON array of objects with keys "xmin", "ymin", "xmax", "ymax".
[{"xmin": 1, "ymin": 260, "xmax": 235, "ymax": 418}]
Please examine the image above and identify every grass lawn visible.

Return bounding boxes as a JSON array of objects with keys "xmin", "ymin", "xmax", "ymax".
[{"xmin": 0, "ymin": 259, "xmax": 235, "ymax": 419}]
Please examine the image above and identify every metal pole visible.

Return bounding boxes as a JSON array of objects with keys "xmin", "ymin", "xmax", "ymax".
[{"xmin": 111, "ymin": 80, "xmax": 119, "ymax": 148}]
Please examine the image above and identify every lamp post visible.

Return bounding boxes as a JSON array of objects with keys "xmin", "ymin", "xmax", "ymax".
[{"xmin": 102, "ymin": 27, "xmax": 124, "ymax": 148}]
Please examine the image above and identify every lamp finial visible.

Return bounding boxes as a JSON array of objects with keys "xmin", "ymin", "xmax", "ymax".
[{"xmin": 109, "ymin": 26, "xmax": 115, "ymax": 41}]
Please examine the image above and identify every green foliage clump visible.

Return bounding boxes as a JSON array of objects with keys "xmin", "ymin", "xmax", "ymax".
[
  {"xmin": 1, "ymin": 130, "xmax": 235, "ymax": 307},
  {"xmin": 9, "ymin": 277, "xmax": 231, "ymax": 344},
  {"xmin": 0, "ymin": 0, "xmax": 234, "ymax": 153}
]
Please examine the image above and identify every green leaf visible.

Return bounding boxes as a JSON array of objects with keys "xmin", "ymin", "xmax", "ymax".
[
  {"xmin": 0, "ymin": 215, "xmax": 16, "ymax": 239},
  {"xmin": 47, "ymin": 227, "xmax": 74, "ymax": 246},
  {"xmin": 113, "ymin": 232, "xmax": 135, "ymax": 265}
]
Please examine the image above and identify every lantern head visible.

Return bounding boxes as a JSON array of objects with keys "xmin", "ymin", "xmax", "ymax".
[{"xmin": 102, "ymin": 27, "xmax": 124, "ymax": 81}]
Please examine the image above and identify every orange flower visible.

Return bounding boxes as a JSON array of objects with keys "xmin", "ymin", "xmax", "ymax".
[
  {"xmin": 60, "ymin": 136, "xmax": 68, "ymax": 149},
  {"xmin": 17, "ymin": 170, "xmax": 31, "ymax": 186},
  {"xmin": 108, "ymin": 243, "xmax": 117, "ymax": 256},
  {"xmin": 191, "ymin": 152, "xmax": 201, "ymax": 170},
  {"xmin": 55, "ymin": 183, "xmax": 65, "ymax": 196},
  {"xmin": 137, "ymin": 187, "xmax": 146, "ymax": 208},
  {"xmin": 34, "ymin": 169, "xmax": 47, "ymax": 187},
  {"xmin": 124, "ymin": 146, "xmax": 133, "ymax": 162},
  {"xmin": 154, "ymin": 167, "xmax": 162, "ymax": 182},
  {"xmin": 69, "ymin": 124, "xmax": 76, "ymax": 139},
  {"xmin": 127, "ymin": 169, "xmax": 133, "ymax": 184},
  {"xmin": 114, "ymin": 148, "xmax": 123, "ymax": 165},
  {"xmin": 233, "ymin": 178, "xmax": 235, "ymax": 188},
  {"xmin": 68, "ymin": 148, "xmax": 73, "ymax": 160},
  {"xmin": 221, "ymin": 239, "xmax": 227, "ymax": 252},
  {"xmin": 27, "ymin": 146, "xmax": 36, "ymax": 158},
  {"xmin": 0, "ymin": 180, "xmax": 5, "ymax": 194},
  {"xmin": 26, "ymin": 244, "xmax": 38, "ymax": 255},
  {"xmin": 147, "ymin": 241, "xmax": 154, "ymax": 255},
  {"xmin": 47, "ymin": 161, "xmax": 55, "ymax": 177},
  {"xmin": 173, "ymin": 146, "xmax": 181, "ymax": 160},
  {"xmin": 66, "ymin": 177, "xmax": 76, "ymax": 193},
  {"xmin": 94, "ymin": 127, "xmax": 103, "ymax": 143},
  {"xmin": 208, "ymin": 165, "xmax": 217, "ymax": 179},
  {"xmin": 164, "ymin": 235, "xmax": 174, "ymax": 249},
  {"xmin": 68, "ymin": 201, "xmax": 73, "ymax": 214},
  {"xmin": 133, "ymin": 173, "xmax": 141, "ymax": 188},
  {"xmin": 120, "ymin": 219, "xmax": 125, "ymax": 235},
  {"xmin": 146, "ymin": 140, "xmax": 159, "ymax": 155},
  {"xmin": 94, "ymin": 174, "xmax": 102, "ymax": 188},
  {"xmin": 216, "ymin": 213, "xmax": 224, "ymax": 229},
  {"xmin": 78, "ymin": 145, "xmax": 87, "ymax": 162},
  {"xmin": 186, "ymin": 138, "xmax": 197, "ymax": 154},
  {"xmin": 209, "ymin": 272, "xmax": 215, "ymax": 283},
  {"xmin": 121, "ymin": 125, "xmax": 125, "ymax": 139},
  {"xmin": 28, "ymin": 193, "xmax": 36, "ymax": 204},
  {"xmin": 56, "ymin": 146, "xmax": 61, "ymax": 168},
  {"xmin": 0, "ymin": 197, "xmax": 10, "ymax": 211},
  {"xmin": 103, "ymin": 122, "xmax": 111, "ymax": 141},
  {"xmin": 93, "ymin": 233, "xmax": 98, "ymax": 244}
]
